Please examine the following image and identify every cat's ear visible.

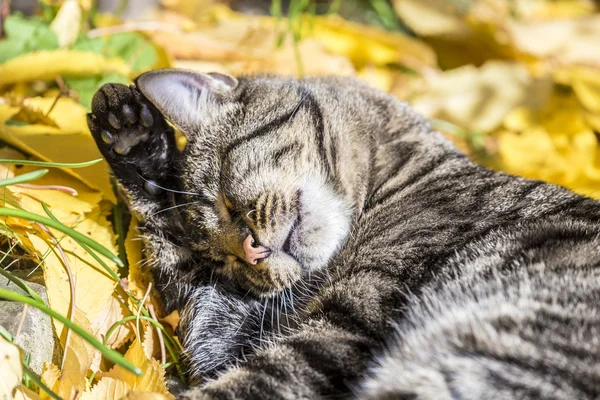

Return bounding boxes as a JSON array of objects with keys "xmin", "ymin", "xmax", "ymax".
[{"xmin": 135, "ymin": 69, "xmax": 238, "ymax": 130}]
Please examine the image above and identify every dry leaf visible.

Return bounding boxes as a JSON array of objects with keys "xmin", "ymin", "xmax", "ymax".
[
  {"xmin": 120, "ymin": 392, "xmax": 171, "ymax": 400},
  {"xmin": 104, "ymin": 339, "xmax": 173, "ymax": 398},
  {"xmin": 81, "ymin": 377, "xmax": 132, "ymax": 400},
  {"xmin": 13, "ymin": 385, "xmax": 42, "ymax": 400},
  {"xmin": 507, "ymin": 16, "xmax": 600, "ymax": 67},
  {"xmin": 408, "ymin": 61, "xmax": 551, "ymax": 133},
  {"xmin": 0, "ymin": 51, "xmax": 131, "ymax": 86},
  {"xmin": 50, "ymin": 0, "xmax": 82, "ymax": 48},
  {"xmin": 0, "ymin": 96, "xmax": 115, "ymax": 200},
  {"xmin": 40, "ymin": 362, "xmax": 61, "ymax": 393},
  {"xmin": 0, "ymin": 336, "xmax": 23, "ymax": 399}
]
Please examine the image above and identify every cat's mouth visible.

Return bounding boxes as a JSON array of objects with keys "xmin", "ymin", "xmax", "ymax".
[{"xmin": 281, "ymin": 216, "xmax": 300, "ymax": 260}]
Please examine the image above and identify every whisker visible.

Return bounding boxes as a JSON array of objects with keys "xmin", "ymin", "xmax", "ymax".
[
  {"xmin": 149, "ymin": 200, "xmax": 201, "ymax": 217},
  {"xmin": 271, "ymin": 296, "xmax": 275, "ymax": 334},
  {"xmin": 289, "ymin": 286, "xmax": 296, "ymax": 314},
  {"xmin": 281, "ymin": 291, "xmax": 290, "ymax": 328},
  {"xmin": 276, "ymin": 295, "xmax": 281, "ymax": 335},
  {"xmin": 136, "ymin": 173, "xmax": 203, "ymax": 196},
  {"xmin": 259, "ymin": 297, "xmax": 268, "ymax": 343}
]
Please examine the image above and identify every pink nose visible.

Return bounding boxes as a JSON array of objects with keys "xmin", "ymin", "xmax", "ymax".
[{"xmin": 242, "ymin": 235, "xmax": 271, "ymax": 265}]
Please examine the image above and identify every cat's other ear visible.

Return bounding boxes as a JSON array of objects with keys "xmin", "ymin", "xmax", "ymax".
[{"xmin": 135, "ymin": 69, "xmax": 238, "ymax": 131}]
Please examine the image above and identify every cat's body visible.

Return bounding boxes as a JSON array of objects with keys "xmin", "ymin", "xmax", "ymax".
[{"xmin": 88, "ymin": 71, "xmax": 600, "ymax": 399}]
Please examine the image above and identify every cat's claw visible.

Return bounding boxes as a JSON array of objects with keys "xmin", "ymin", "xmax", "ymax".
[{"xmin": 87, "ymin": 83, "xmax": 177, "ymax": 198}]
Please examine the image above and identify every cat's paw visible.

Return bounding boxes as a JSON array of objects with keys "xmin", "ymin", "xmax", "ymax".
[{"xmin": 87, "ymin": 83, "xmax": 177, "ymax": 196}]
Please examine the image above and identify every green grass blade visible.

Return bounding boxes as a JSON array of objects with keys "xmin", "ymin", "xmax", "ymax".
[
  {"xmin": 0, "ymin": 159, "xmax": 103, "ymax": 168},
  {"xmin": 0, "ymin": 268, "xmax": 45, "ymax": 304},
  {"xmin": 0, "ymin": 208, "xmax": 124, "ymax": 268},
  {"xmin": 0, "ymin": 288, "xmax": 141, "ymax": 376},
  {"xmin": 0, "ymin": 170, "xmax": 49, "ymax": 187},
  {"xmin": 40, "ymin": 202, "xmax": 121, "ymax": 281},
  {"xmin": 0, "ymin": 324, "xmax": 14, "ymax": 342}
]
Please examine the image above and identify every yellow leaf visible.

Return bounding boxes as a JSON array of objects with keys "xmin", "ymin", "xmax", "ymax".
[
  {"xmin": 311, "ymin": 15, "xmax": 437, "ymax": 71},
  {"xmin": 50, "ymin": 0, "xmax": 82, "ymax": 48},
  {"xmin": 0, "ymin": 103, "xmax": 20, "ymax": 125},
  {"xmin": 105, "ymin": 340, "xmax": 173, "ymax": 398},
  {"xmin": 13, "ymin": 385, "xmax": 42, "ymax": 400},
  {"xmin": 81, "ymin": 377, "xmax": 132, "ymax": 400},
  {"xmin": 497, "ymin": 91, "xmax": 600, "ymax": 199},
  {"xmin": 22, "ymin": 97, "xmax": 89, "ymax": 132},
  {"xmin": 0, "ymin": 336, "xmax": 22, "ymax": 399},
  {"xmin": 126, "ymin": 217, "xmax": 149, "ymax": 300},
  {"xmin": 120, "ymin": 392, "xmax": 171, "ymax": 400},
  {"xmin": 161, "ymin": 310, "xmax": 180, "ymax": 332},
  {"xmin": 410, "ymin": 61, "xmax": 550, "ymax": 133},
  {"xmin": 92, "ymin": 288, "xmax": 134, "ymax": 350},
  {"xmin": 393, "ymin": 0, "xmax": 469, "ymax": 38},
  {"xmin": 0, "ymin": 97, "xmax": 115, "ymax": 201},
  {"xmin": 506, "ymin": 16, "xmax": 600, "ymax": 67},
  {"xmin": 56, "ymin": 329, "xmax": 93, "ymax": 399},
  {"xmin": 27, "ymin": 214, "xmax": 119, "ymax": 343},
  {"xmin": 0, "ymin": 51, "xmax": 131, "ymax": 86},
  {"xmin": 41, "ymin": 362, "xmax": 61, "ymax": 394}
]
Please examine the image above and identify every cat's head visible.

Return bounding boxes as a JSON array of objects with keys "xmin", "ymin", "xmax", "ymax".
[{"xmin": 136, "ymin": 69, "xmax": 374, "ymax": 297}]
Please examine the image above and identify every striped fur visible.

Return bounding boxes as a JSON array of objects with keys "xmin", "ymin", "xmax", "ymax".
[{"xmin": 88, "ymin": 70, "xmax": 600, "ymax": 399}]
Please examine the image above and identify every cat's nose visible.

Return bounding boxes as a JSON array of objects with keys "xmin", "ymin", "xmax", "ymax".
[{"xmin": 242, "ymin": 235, "xmax": 271, "ymax": 265}]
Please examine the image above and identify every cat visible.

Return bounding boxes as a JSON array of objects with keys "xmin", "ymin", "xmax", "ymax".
[{"xmin": 87, "ymin": 69, "xmax": 600, "ymax": 399}]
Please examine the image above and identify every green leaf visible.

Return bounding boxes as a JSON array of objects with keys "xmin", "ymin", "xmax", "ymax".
[
  {"xmin": 106, "ymin": 32, "xmax": 158, "ymax": 72},
  {"xmin": 65, "ymin": 73, "xmax": 129, "ymax": 109},
  {"xmin": 73, "ymin": 32, "xmax": 158, "ymax": 73},
  {"xmin": 0, "ymin": 13, "xmax": 59, "ymax": 63}
]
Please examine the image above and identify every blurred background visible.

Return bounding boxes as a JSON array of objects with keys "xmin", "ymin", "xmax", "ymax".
[{"xmin": 2, "ymin": 0, "xmax": 600, "ymax": 199}]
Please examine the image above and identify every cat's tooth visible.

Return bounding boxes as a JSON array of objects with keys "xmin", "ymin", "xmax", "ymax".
[
  {"xmin": 122, "ymin": 104, "xmax": 137, "ymax": 124},
  {"xmin": 140, "ymin": 105, "xmax": 154, "ymax": 127},
  {"xmin": 113, "ymin": 142, "xmax": 131, "ymax": 155},
  {"xmin": 100, "ymin": 130, "xmax": 114, "ymax": 144},
  {"xmin": 108, "ymin": 112, "xmax": 121, "ymax": 129}
]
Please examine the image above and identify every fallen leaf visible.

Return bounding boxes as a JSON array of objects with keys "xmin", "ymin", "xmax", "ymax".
[
  {"xmin": 0, "ymin": 96, "xmax": 115, "ymax": 200},
  {"xmin": 0, "ymin": 335, "xmax": 22, "ymax": 399},
  {"xmin": 50, "ymin": 0, "xmax": 82, "ymax": 48},
  {"xmin": 104, "ymin": 339, "xmax": 173, "ymax": 398},
  {"xmin": 0, "ymin": 50, "xmax": 131, "ymax": 87},
  {"xmin": 120, "ymin": 392, "xmax": 171, "ymax": 400},
  {"xmin": 408, "ymin": 61, "xmax": 551, "ymax": 133},
  {"xmin": 81, "ymin": 377, "xmax": 132, "ymax": 400},
  {"xmin": 13, "ymin": 385, "xmax": 42, "ymax": 400}
]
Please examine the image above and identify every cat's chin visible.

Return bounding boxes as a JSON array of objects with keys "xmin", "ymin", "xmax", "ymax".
[{"xmin": 218, "ymin": 251, "xmax": 303, "ymax": 298}]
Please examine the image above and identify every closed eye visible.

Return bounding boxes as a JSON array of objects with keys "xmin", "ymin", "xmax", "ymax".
[{"xmin": 222, "ymin": 193, "xmax": 243, "ymax": 221}]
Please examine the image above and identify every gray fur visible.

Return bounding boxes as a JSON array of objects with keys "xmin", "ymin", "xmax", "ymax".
[{"xmin": 87, "ymin": 70, "xmax": 600, "ymax": 399}]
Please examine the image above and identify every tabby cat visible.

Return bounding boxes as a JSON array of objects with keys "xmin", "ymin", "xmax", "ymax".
[{"xmin": 87, "ymin": 69, "xmax": 600, "ymax": 399}]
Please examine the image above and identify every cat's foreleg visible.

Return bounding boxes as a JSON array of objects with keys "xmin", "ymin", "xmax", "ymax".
[
  {"xmin": 179, "ymin": 285, "xmax": 264, "ymax": 382},
  {"xmin": 87, "ymin": 83, "xmax": 192, "ymax": 310}
]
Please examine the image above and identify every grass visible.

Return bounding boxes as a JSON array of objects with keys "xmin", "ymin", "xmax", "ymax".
[{"xmin": 0, "ymin": 157, "xmax": 185, "ymax": 395}]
